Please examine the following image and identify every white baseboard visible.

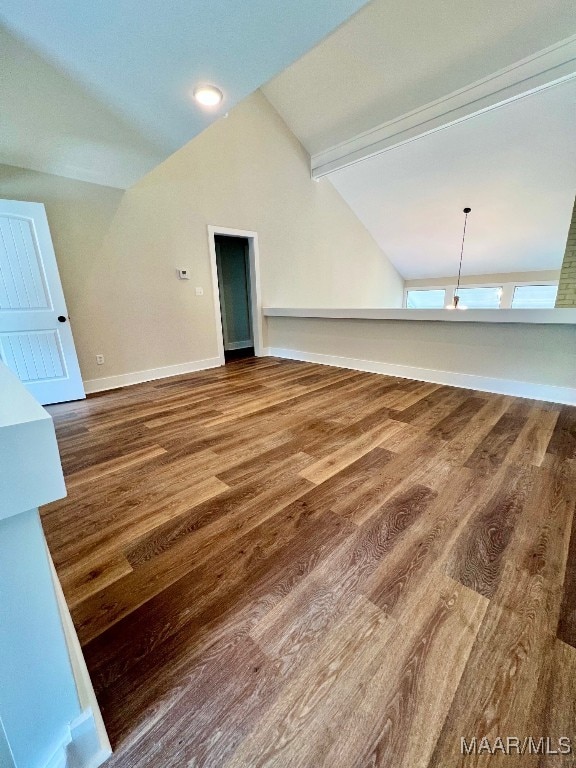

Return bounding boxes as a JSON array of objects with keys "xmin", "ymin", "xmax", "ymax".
[
  {"xmin": 42, "ymin": 709, "xmax": 109, "ymax": 768},
  {"xmin": 66, "ymin": 709, "xmax": 111, "ymax": 768},
  {"xmin": 48, "ymin": 549, "xmax": 112, "ymax": 768},
  {"xmin": 83, "ymin": 356, "xmax": 224, "ymax": 394},
  {"xmin": 265, "ymin": 347, "xmax": 576, "ymax": 405},
  {"xmin": 44, "ymin": 736, "xmax": 69, "ymax": 768}
]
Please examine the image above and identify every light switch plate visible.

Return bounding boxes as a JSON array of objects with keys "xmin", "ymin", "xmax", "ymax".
[{"xmin": 195, "ymin": 287, "xmax": 204, "ymax": 296}]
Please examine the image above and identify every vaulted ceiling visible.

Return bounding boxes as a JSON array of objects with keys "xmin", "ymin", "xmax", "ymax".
[
  {"xmin": 1, "ymin": 0, "xmax": 574, "ymax": 278},
  {"xmin": 328, "ymin": 80, "xmax": 576, "ymax": 279},
  {"xmin": 263, "ymin": 0, "xmax": 576, "ymax": 157},
  {"xmin": 262, "ymin": 0, "xmax": 576, "ymax": 280},
  {"xmin": 0, "ymin": 0, "xmax": 369, "ymax": 187}
]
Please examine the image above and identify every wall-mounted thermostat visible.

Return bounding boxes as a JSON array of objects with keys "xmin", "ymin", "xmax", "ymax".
[{"xmin": 177, "ymin": 268, "xmax": 191, "ymax": 280}]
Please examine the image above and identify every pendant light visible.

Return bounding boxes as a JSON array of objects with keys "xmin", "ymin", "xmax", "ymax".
[{"xmin": 446, "ymin": 207, "xmax": 471, "ymax": 310}]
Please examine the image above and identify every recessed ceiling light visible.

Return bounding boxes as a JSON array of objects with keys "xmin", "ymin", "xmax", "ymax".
[{"xmin": 193, "ymin": 85, "xmax": 223, "ymax": 107}]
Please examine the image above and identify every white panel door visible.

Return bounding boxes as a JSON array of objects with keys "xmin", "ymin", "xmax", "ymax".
[{"xmin": 0, "ymin": 200, "xmax": 85, "ymax": 404}]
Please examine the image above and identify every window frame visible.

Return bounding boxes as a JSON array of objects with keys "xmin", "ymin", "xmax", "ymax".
[
  {"xmin": 403, "ymin": 280, "xmax": 558, "ymax": 309},
  {"xmin": 404, "ymin": 287, "xmax": 448, "ymax": 309},
  {"xmin": 510, "ymin": 282, "xmax": 559, "ymax": 309}
]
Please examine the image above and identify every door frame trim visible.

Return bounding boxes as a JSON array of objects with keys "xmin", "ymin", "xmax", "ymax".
[{"xmin": 207, "ymin": 225, "xmax": 264, "ymax": 360}]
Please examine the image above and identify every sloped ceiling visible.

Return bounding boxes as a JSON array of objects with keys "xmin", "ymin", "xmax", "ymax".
[
  {"xmin": 262, "ymin": 0, "xmax": 576, "ymax": 280},
  {"xmin": 0, "ymin": 26, "xmax": 165, "ymax": 189},
  {"xmin": 328, "ymin": 80, "xmax": 576, "ymax": 279},
  {"xmin": 263, "ymin": 0, "xmax": 576, "ymax": 156},
  {"xmin": 0, "ymin": 0, "xmax": 369, "ymax": 188}
]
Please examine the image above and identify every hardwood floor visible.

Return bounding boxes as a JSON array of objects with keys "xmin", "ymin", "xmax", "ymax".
[{"xmin": 41, "ymin": 357, "xmax": 576, "ymax": 767}]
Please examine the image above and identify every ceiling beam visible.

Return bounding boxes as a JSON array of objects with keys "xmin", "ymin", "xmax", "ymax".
[{"xmin": 311, "ymin": 35, "xmax": 576, "ymax": 178}]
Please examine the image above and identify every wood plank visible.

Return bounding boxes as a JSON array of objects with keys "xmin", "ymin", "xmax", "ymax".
[
  {"xmin": 546, "ymin": 406, "xmax": 576, "ymax": 461},
  {"xmin": 65, "ymin": 445, "xmax": 168, "ymax": 489},
  {"xmin": 234, "ymin": 576, "xmax": 486, "ymax": 768},
  {"xmin": 539, "ymin": 640, "xmax": 576, "ymax": 767},
  {"xmin": 366, "ymin": 469, "xmax": 479, "ymax": 615},
  {"xmin": 389, "ymin": 386, "xmax": 468, "ymax": 428},
  {"xmin": 124, "ymin": 453, "xmax": 314, "ymax": 568},
  {"xmin": 86, "ymin": 508, "xmax": 355, "ymax": 695},
  {"xmin": 463, "ymin": 412, "xmax": 528, "ymax": 475},
  {"xmin": 503, "ymin": 407, "xmax": 559, "ymax": 467},
  {"xmin": 435, "ymin": 394, "xmax": 514, "ymax": 467},
  {"xmin": 224, "ymin": 595, "xmax": 396, "ymax": 768},
  {"xmin": 445, "ymin": 464, "xmax": 534, "ymax": 598},
  {"xmin": 251, "ymin": 483, "xmax": 436, "ymax": 672},
  {"xmin": 63, "ymin": 553, "xmax": 133, "ymax": 610},
  {"xmin": 387, "ymin": 380, "xmax": 442, "ymax": 411},
  {"xmin": 72, "ymin": 474, "xmax": 315, "ymax": 644},
  {"xmin": 428, "ymin": 461, "xmax": 574, "ymax": 768},
  {"xmin": 428, "ymin": 396, "xmax": 486, "ymax": 441},
  {"xmin": 55, "ymin": 474, "xmax": 230, "ymax": 574},
  {"xmin": 299, "ymin": 419, "xmax": 406, "ymax": 485},
  {"xmin": 323, "ymin": 575, "xmax": 487, "ymax": 768},
  {"xmin": 428, "ymin": 600, "xmax": 553, "ymax": 768}
]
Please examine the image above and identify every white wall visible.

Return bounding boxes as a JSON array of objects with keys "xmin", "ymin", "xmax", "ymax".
[
  {"xmin": 0, "ymin": 164, "xmax": 124, "ymax": 382},
  {"xmin": 1, "ymin": 91, "xmax": 403, "ymax": 386},
  {"xmin": 266, "ymin": 315, "xmax": 576, "ymax": 403}
]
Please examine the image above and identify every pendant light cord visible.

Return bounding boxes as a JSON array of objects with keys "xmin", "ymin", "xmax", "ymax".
[{"xmin": 455, "ymin": 209, "xmax": 470, "ymax": 296}]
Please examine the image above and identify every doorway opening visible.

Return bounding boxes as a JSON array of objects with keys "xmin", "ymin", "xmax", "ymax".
[
  {"xmin": 208, "ymin": 226, "xmax": 263, "ymax": 364},
  {"xmin": 215, "ymin": 234, "xmax": 253, "ymax": 361}
]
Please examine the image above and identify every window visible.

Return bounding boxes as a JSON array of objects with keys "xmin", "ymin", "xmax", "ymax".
[
  {"xmin": 405, "ymin": 281, "xmax": 559, "ymax": 309},
  {"xmin": 511, "ymin": 284, "xmax": 558, "ymax": 309},
  {"xmin": 454, "ymin": 286, "xmax": 502, "ymax": 309},
  {"xmin": 406, "ymin": 289, "xmax": 446, "ymax": 309}
]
